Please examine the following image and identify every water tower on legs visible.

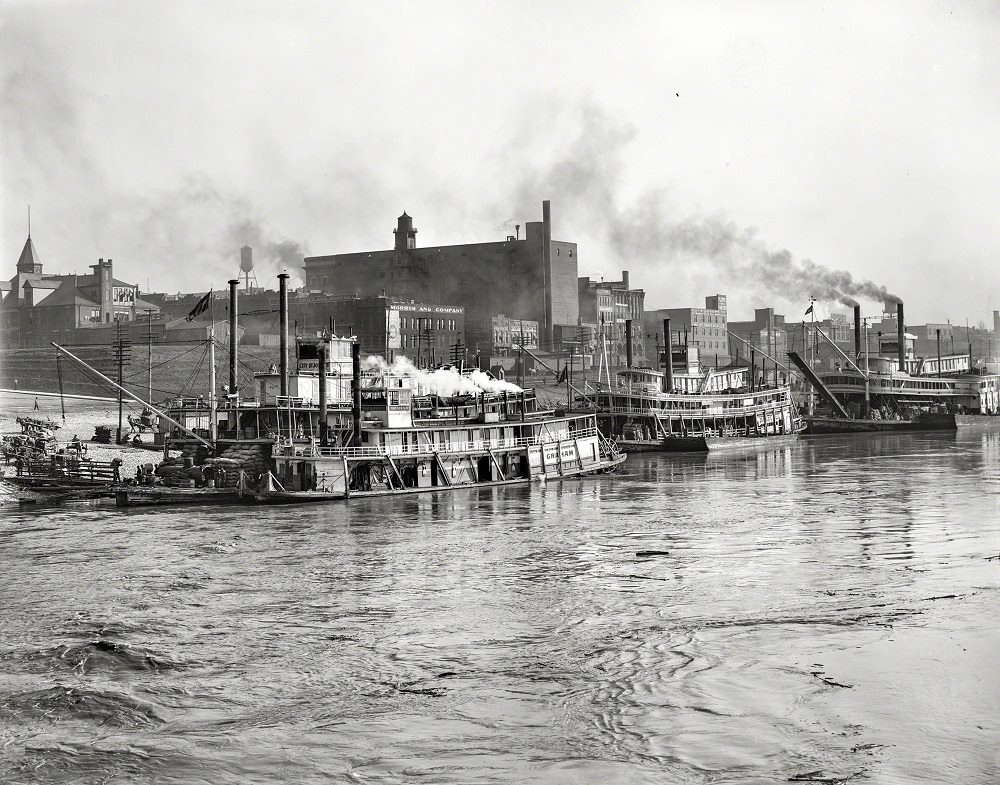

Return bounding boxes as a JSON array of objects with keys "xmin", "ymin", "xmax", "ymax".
[{"xmin": 240, "ymin": 245, "xmax": 258, "ymax": 291}]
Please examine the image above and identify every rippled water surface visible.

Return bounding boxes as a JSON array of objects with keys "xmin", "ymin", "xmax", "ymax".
[{"xmin": 2, "ymin": 423, "xmax": 999, "ymax": 783}]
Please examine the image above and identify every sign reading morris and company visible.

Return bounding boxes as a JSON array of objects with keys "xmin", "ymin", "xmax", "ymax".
[{"xmin": 389, "ymin": 303, "xmax": 464, "ymax": 315}]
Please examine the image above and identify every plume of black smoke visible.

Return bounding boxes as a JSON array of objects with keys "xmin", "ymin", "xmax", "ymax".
[
  {"xmin": 611, "ymin": 207, "xmax": 899, "ymax": 307},
  {"xmin": 228, "ymin": 218, "xmax": 306, "ymax": 285},
  {"xmin": 501, "ymin": 103, "xmax": 899, "ymax": 308}
]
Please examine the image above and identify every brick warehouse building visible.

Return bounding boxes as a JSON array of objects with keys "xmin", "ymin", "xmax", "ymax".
[
  {"xmin": 578, "ymin": 271, "xmax": 646, "ymax": 366},
  {"xmin": 151, "ymin": 289, "xmax": 466, "ymax": 364},
  {"xmin": 302, "ymin": 201, "xmax": 579, "ymax": 352}
]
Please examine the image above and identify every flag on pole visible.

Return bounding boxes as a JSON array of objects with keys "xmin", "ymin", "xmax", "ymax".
[
  {"xmin": 186, "ymin": 291, "xmax": 212, "ymax": 321},
  {"xmin": 804, "ymin": 304, "xmax": 814, "ymax": 315},
  {"xmin": 557, "ymin": 365, "xmax": 568, "ymax": 384}
]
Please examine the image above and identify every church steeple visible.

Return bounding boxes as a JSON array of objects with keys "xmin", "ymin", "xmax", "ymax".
[{"xmin": 17, "ymin": 235, "xmax": 42, "ymax": 275}]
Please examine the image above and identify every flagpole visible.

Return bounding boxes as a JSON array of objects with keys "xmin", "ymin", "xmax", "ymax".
[{"xmin": 209, "ymin": 291, "xmax": 217, "ymax": 444}]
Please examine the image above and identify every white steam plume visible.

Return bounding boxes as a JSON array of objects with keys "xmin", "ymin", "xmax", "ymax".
[{"xmin": 364, "ymin": 355, "xmax": 523, "ymax": 397}]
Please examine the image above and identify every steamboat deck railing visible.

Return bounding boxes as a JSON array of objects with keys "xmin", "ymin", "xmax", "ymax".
[{"xmin": 282, "ymin": 427, "xmax": 599, "ymax": 459}]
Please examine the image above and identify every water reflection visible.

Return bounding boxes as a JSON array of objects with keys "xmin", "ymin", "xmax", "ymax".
[{"xmin": 1, "ymin": 430, "xmax": 998, "ymax": 784}]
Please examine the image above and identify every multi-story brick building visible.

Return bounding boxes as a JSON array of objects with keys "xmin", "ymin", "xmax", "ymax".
[
  {"xmin": 151, "ymin": 287, "xmax": 466, "ymax": 365},
  {"xmin": 302, "ymin": 201, "xmax": 578, "ymax": 352},
  {"xmin": 466, "ymin": 314, "xmax": 539, "ymax": 356},
  {"xmin": 577, "ymin": 271, "xmax": 646, "ymax": 366},
  {"xmin": 644, "ymin": 294, "xmax": 730, "ymax": 368}
]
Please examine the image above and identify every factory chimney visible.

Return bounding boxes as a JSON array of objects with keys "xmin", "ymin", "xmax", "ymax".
[
  {"xmin": 897, "ymin": 301, "xmax": 905, "ymax": 373},
  {"xmin": 542, "ymin": 200, "xmax": 553, "ymax": 347},
  {"xmin": 853, "ymin": 304, "xmax": 862, "ymax": 359}
]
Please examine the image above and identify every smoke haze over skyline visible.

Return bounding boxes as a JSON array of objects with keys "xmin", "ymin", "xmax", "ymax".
[{"xmin": 2, "ymin": 0, "xmax": 999, "ymax": 324}]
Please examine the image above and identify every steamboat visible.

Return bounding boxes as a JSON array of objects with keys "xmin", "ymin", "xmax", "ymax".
[
  {"xmin": 29, "ymin": 277, "xmax": 622, "ymax": 507},
  {"xmin": 122, "ymin": 276, "xmax": 624, "ymax": 504},
  {"xmin": 793, "ymin": 303, "xmax": 1000, "ymax": 434},
  {"xmin": 150, "ymin": 334, "xmax": 624, "ymax": 503},
  {"xmin": 581, "ymin": 317, "xmax": 801, "ymax": 452}
]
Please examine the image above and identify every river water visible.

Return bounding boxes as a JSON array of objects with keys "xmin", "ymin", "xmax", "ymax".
[{"xmin": 1, "ymin": 399, "xmax": 999, "ymax": 783}]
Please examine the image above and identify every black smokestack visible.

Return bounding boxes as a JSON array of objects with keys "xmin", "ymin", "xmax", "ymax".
[
  {"xmin": 662, "ymin": 317, "xmax": 673, "ymax": 393},
  {"xmin": 351, "ymin": 342, "xmax": 362, "ymax": 447},
  {"xmin": 625, "ymin": 318, "xmax": 633, "ymax": 369},
  {"xmin": 318, "ymin": 339, "xmax": 328, "ymax": 447},
  {"xmin": 228, "ymin": 279, "xmax": 239, "ymax": 395},
  {"xmin": 897, "ymin": 301, "xmax": 905, "ymax": 373},
  {"xmin": 278, "ymin": 273, "xmax": 289, "ymax": 397},
  {"xmin": 853, "ymin": 304, "xmax": 862, "ymax": 359}
]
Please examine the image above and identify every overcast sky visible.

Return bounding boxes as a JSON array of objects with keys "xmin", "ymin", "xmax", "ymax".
[{"xmin": 2, "ymin": 0, "xmax": 998, "ymax": 325}]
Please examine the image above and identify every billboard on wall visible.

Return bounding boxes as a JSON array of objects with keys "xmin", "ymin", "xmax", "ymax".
[
  {"xmin": 112, "ymin": 286, "xmax": 136, "ymax": 306},
  {"xmin": 387, "ymin": 309, "xmax": 401, "ymax": 349}
]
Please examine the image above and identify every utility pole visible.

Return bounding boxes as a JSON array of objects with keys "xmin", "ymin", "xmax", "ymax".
[
  {"xmin": 568, "ymin": 345, "xmax": 574, "ymax": 408},
  {"xmin": 519, "ymin": 325, "xmax": 525, "ymax": 387},
  {"xmin": 113, "ymin": 319, "xmax": 131, "ymax": 444},
  {"xmin": 416, "ymin": 317, "xmax": 422, "ymax": 368},
  {"xmin": 145, "ymin": 309, "xmax": 154, "ymax": 405}
]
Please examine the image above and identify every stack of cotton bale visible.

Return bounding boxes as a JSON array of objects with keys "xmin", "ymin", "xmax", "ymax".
[{"xmin": 218, "ymin": 443, "xmax": 272, "ymax": 480}]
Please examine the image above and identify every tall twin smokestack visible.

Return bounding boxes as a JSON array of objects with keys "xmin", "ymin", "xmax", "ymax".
[
  {"xmin": 853, "ymin": 304, "xmax": 862, "ymax": 359},
  {"xmin": 897, "ymin": 301, "xmax": 905, "ymax": 373}
]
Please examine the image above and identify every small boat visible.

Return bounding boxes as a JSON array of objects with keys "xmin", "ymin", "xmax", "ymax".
[{"xmin": 115, "ymin": 486, "xmax": 244, "ymax": 507}]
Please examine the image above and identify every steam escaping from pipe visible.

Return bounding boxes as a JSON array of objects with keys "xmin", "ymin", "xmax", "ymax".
[{"xmin": 363, "ymin": 355, "xmax": 523, "ymax": 397}]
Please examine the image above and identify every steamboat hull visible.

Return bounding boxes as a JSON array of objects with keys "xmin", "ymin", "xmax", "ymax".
[
  {"xmin": 803, "ymin": 413, "xmax": 956, "ymax": 435},
  {"xmin": 253, "ymin": 451, "xmax": 626, "ymax": 505},
  {"xmin": 616, "ymin": 432, "xmax": 800, "ymax": 453},
  {"xmin": 954, "ymin": 414, "xmax": 1000, "ymax": 430}
]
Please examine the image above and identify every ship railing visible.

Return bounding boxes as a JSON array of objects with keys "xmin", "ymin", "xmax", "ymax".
[
  {"xmin": 610, "ymin": 386, "xmax": 790, "ymax": 402},
  {"xmin": 288, "ymin": 428, "xmax": 599, "ymax": 459},
  {"xmin": 275, "ymin": 396, "xmax": 309, "ymax": 407},
  {"xmin": 604, "ymin": 400, "xmax": 789, "ymax": 417}
]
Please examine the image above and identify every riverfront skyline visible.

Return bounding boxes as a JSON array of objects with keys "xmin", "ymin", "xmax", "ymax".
[{"xmin": 2, "ymin": 1, "xmax": 999, "ymax": 324}]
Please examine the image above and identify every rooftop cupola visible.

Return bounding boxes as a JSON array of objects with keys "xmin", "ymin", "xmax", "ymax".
[
  {"xmin": 394, "ymin": 211, "xmax": 417, "ymax": 252},
  {"xmin": 16, "ymin": 235, "xmax": 42, "ymax": 275}
]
